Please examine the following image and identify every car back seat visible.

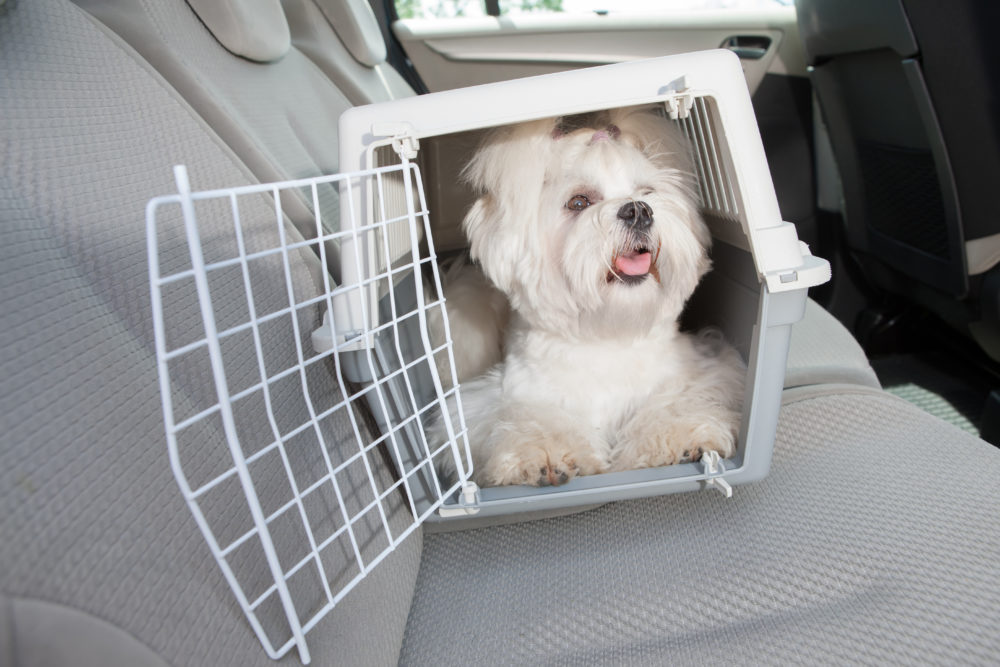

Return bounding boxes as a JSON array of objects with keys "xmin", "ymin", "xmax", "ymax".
[{"xmin": 4, "ymin": 0, "xmax": 999, "ymax": 665}]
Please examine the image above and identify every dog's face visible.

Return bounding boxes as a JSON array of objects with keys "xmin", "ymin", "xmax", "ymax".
[{"xmin": 462, "ymin": 107, "xmax": 711, "ymax": 337}]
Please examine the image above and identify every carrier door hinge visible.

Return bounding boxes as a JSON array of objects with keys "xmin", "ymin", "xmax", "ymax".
[
  {"xmin": 371, "ymin": 122, "xmax": 420, "ymax": 160},
  {"xmin": 664, "ymin": 90, "xmax": 695, "ymax": 120},
  {"xmin": 437, "ymin": 482, "xmax": 481, "ymax": 517},
  {"xmin": 310, "ymin": 304, "xmax": 370, "ymax": 357},
  {"xmin": 700, "ymin": 450, "xmax": 733, "ymax": 498}
]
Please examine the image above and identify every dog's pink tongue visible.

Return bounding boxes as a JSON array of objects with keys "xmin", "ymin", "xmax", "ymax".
[{"xmin": 614, "ymin": 250, "xmax": 652, "ymax": 276}]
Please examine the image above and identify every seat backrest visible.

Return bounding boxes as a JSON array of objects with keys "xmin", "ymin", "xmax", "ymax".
[
  {"xmin": 899, "ymin": 0, "xmax": 1000, "ymax": 278},
  {"xmin": 796, "ymin": 0, "xmax": 974, "ymax": 297},
  {"xmin": 0, "ymin": 0, "xmax": 420, "ymax": 664},
  {"xmin": 73, "ymin": 0, "xmax": 359, "ymax": 279},
  {"xmin": 284, "ymin": 0, "xmax": 417, "ymax": 105}
]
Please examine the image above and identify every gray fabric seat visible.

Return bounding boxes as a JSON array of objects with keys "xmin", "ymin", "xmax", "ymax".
[
  {"xmin": 402, "ymin": 387, "xmax": 1000, "ymax": 665},
  {"xmin": 785, "ymin": 298, "xmax": 879, "ymax": 388},
  {"xmin": 3, "ymin": 1, "xmax": 998, "ymax": 666}
]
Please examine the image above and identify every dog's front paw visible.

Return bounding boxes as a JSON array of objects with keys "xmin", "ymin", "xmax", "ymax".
[
  {"xmin": 477, "ymin": 433, "xmax": 607, "ymax": 487},
  {"xmin": 678, "ymin": 420, "xmax": 737, "ymax": 463},
  {"xmin": 611, "ymin": 414, "xmax": 737, "ymax": 472}
]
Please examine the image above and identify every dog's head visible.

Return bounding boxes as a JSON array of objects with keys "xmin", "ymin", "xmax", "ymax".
[{"xmin": 462, "ymin": 106, "xmax": 711, "ymax": 337}]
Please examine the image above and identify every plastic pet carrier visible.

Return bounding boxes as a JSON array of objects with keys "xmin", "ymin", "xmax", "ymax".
[
  {"xmin": 333, "ymin": 49, "xmax": 829, "ymax": 517},
  {"xmin": 147, "ymin": 50, "xmax": 829, "ymax": 662}
]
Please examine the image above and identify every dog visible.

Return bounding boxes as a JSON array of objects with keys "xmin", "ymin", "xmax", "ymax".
[{"xmin": 437, "ymin": 106, "xmax": 745, "ymax": 488}]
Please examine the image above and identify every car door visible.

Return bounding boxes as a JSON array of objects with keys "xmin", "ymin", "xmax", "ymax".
[{"xmin": 390, "ymin": 3, "xmax": 802, "ymax": 95}]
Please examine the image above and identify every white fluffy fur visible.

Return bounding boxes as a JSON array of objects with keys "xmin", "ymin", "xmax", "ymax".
[
  {"xmin": 429, "ymin": 257, "xmax": 510, "ymax": 387},
  {"xmin": 438, "ymin": 106, "xmax": 745, "ymax": 487}
]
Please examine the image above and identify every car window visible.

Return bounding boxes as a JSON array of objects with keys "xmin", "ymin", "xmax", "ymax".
[{"xmin": 396, "ymin": 0, "xmax": 794, "ymax": 20}]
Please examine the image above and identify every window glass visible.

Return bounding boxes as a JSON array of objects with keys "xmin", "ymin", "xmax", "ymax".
[
  {"xmin": 396, "ymin": 0, "xmax": 487, "ymax": 18},
  {"xmin": 396, "ymin": 0, "xmax": 793, "ymax": 20}
]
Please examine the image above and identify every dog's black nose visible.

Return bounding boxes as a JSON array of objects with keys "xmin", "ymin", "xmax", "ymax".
[{"xmin": 617, "ymin": 201, "xmax": 653, "ymax": 230}]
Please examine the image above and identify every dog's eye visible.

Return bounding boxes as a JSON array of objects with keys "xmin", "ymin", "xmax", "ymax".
[{"xmin": 566, "ymin": 194, "xmax": 591, "ymax": 211}]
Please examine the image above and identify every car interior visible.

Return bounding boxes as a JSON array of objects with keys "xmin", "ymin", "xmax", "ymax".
[{"xmin": 2, "ymin": 0, "xmax": 998, "ymax": 665}]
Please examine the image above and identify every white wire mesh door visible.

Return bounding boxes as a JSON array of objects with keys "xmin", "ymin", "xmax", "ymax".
[{"xmin": 146, "ymin": 161, "xmax": 472, "ymax": 663}]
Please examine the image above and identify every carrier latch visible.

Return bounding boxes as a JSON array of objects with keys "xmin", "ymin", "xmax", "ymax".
[
  {"xmin": 437, "ymin": 482, "xmax": 481, "ymax": 517},
  {"xmin": 700, "ymin": 450, "xmax": 733, "ymax": 498},
  {"xmin": 371, "ymin": 122, "xmax": 420, "ymax": 160}
]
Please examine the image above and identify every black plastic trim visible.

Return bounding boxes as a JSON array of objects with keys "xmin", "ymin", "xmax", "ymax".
[{"xmin": 371, "ymin": 0, "xmax": 429, "ymax": 95}]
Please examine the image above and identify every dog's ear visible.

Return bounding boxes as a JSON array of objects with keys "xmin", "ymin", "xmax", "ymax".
[
  {"xmin": 461, "ymin": 118, "xmax": 556, "ymax": 197},
  {"xmin": 462, "ymin": 194, "xmax": 519, "ymax": 294},
  {"xmin": 460, "ymin": 119, "xmax": 556, "ymax": 296}
]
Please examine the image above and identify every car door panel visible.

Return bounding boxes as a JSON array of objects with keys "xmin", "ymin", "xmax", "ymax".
[{"xmin": 393, "ymin": 9, "xmax": 805, "ymax": 94}]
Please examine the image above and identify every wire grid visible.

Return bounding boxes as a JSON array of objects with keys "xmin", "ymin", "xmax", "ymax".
[
  {"xmin": 146, "ymin": 161, "xmax": 471, "ymax": 664},
  {"xmin": 677, "ymin": 95, "xmax": 743, "ymax": 225}
]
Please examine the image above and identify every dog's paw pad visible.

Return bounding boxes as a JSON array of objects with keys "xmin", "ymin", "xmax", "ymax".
[
  {"xmin": 539, "ymin": 463, "xmax": 575, "ymax": 486},
  {"xmin": 690, "ymin": 425, "xmax": 736, "ymax": 460},
  {"xmin": 478, "ymin": 432, "xmax": 606, "ymax": 487},
  {"xmin": 678, "ymin": 447, "xmax": 704, "ymax": 463},
  {"xmin": 481, "ymin": 452, "xmax": 581, "ymax": 487}
]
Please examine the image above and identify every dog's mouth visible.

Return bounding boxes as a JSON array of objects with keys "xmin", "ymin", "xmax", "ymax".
[{"xmin": 607, "ymin": 242, "xmax": 660, "ymax": 285}]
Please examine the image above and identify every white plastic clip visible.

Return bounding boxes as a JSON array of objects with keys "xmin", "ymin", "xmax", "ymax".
[
  {"xmin": 437, "ymin": 481, "xmax": 481, "ymax": 517},
  {"xmin": 665, "ymin": 91, "xmax": 695, "ymax": 120},
  {"xmin": 310, "ymin": 308, "xmax": 335, "ymax": 354},
  {"xmin": 700, "ymin": 450, "xmax": 733, "ymax": 498},
  {"xmin": 310, "ymin": 303, "xmax": 370, "ymax": 355},
  {"xmin": 371, "ymin": 122, "xmax": 420, "ymax": 160}
]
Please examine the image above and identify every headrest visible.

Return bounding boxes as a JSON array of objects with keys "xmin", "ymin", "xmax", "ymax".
[
  {"xmin": 187, "ymin": 0, "xmax": 291, "ymax": 63},
  {"xmin": 314, "ymin": 0, "xmax": 387, "ymax": 68}
]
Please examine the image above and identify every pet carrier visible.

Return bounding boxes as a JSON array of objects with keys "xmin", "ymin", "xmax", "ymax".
[
  {"xmin": 147, "ymin": 49, "xmax": 828, "ymax": 663},
  {"xmin": 330, "ymin": 48, "xmax": 829, "ymax": 519}
]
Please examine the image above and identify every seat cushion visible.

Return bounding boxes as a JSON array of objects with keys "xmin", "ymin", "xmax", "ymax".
[
  {"xmin": 402, "ymin": 389, "xmax": 1000, "ymax": 664},
  {"xmin": 785, "ymin": 298, "xmax": 880, "ymax": 388}
]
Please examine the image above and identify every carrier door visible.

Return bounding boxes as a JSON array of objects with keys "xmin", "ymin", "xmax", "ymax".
[{"xmin": 147, "ymin": 159, "xmax": 475, "ymax": 664}]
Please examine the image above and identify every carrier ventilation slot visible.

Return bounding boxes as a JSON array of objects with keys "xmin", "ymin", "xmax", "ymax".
[{"xmin": 676, "ymin": 96, "xmax": 743, "ymax": 225}]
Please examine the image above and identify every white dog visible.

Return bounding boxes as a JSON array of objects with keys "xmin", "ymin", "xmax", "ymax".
[{"xmin": 438, "ymin": 106, "xmax": 745, "ymax": 487}]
